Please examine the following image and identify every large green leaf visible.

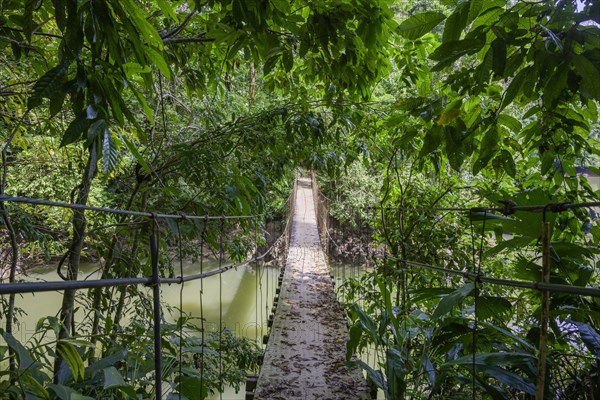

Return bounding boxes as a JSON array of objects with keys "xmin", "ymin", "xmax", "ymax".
[
  {"xmin": 118, "ymin": 131, "xmax": 152, "ymax": 176},
  {"xmin": 103, "ymin": 366, "xmax": 126, "ymax": 389},
  {"xmin": 28, "ymin": 62, "xmax": 71, "ymax": 110},
  {"xmin": 119, "ymin": 0, "xmax": 163, "ymax": 49},
  {"xmin": 386, "ymin": 347, "xmax": 405, "ymax": 399},
  {"xmin": 491, "ymin": 39, "xmax": 506, "ymax": 77},
  {"xmin": 101, "ymin": 130, "xmax": 119, "ymax": 173},
  {"xmin": 499, "ymin": 67, "xmax": 530, "ymax": 111},
  {"xmin": 47, "ymin": 384, "xmax": 94, "ymax": 400},
  {"xmin": 61, "ymin": 114, "xmax": 90, "ymax": 147},
  {"xmin": 570, "ymin": 321, "xmax": 600, "ymax": 360},
  {"xmin": 482, "ymin": 366, "xmax": 536, "ymax": 395},
  {"xmin": 351, "ymin": 303, "xmax": 380, "ymax": 344},
  {"xmin": 353, "ymin": 360, "xmax": 388, "ymax": 393},
  {"xmin": 432, "ymin": 282, "xmax": 474, "ymax": 319},
  {"xmin": 1, "ymin": 332, "xmax": 40, "ymax": 372},
  {"xmin": 155, "ymin": 0, "xmax": 177, "ymax": 21},
  {"xmin": 144, "ymin": 47, "xmax": 171, "ymax": 79},
  {"xmin": 430, "ymin": 39, "xmax": 485, "ymax": 71},
  {"xmin": 472, "ymin": 124, "xmax": 500, "ymax": 174},
  {"xmin": 477, "ymin": 296, "xmax": 512, "ymax": 321},
  {"xmin": 479, "ymin": 322, "xmax": 535, "ymax": 350},
  {"xmin": 573, "ymin": 54, "xmax": 600, "ymax": 100},
  {"xmin": 542, "ymin": 63, "xmax": 568, "ymax": 107},
  {"xmin": 57, "ymin": 341, "xmax": 85, "ymax": 381},
  {"xmin": 87, "ymin": 348, "xmax": 128, "ymax": 376},
  {"xmin": 444, "ymin": 351, "xmax": 536, "ymax": 367},
  {"xmin": 178, "ymin": 376, "xmax": 207, "ymax": 400},
  {"xmin": 497, "ymin": 114, "xmax": 522, "ymax": 133},
  {"xmin": 418, "ymin": 125, "xmax": 443, "ymax": 159},
  {"xmin": 485, "ymin": 235, "xmax": 533, "ymax": 257},
  {"xmin": 346, "ymin": 323, "xmax": 364, "ymax": 361},
  {"xmin": 397, "ymin": 12, "xmax": 446, "ymax": 40},
  {"xmin": 470, "ymin": 7, "xmax": 504, "ymax": 33},
  {"xmin": 443, "ymin": 2, "xmax": 469, "ymax": 42}
]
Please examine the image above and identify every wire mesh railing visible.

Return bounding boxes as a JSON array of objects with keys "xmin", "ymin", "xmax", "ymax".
[{"xmin": 314, "ymin": 181, "xmax": 600, "ymax": 399}]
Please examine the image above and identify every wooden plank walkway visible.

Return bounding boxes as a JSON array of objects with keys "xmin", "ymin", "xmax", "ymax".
[{"xmin": 253, "ymin": 177, "xmax": 369, "ymax": 400}]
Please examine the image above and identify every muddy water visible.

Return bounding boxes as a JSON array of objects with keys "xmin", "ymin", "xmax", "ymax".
[{"xmin": 2, "ymin": 260, "xmax": 280, "ymax": 400}]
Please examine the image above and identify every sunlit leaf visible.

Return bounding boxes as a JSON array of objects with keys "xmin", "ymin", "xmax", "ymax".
[
  {"xmin": 397, "ymin": 12, "xmax": 446, "ymax": 40},
  {"xmin": 433, "ymin": 283, "xmax": 474, "ymax": 319}
]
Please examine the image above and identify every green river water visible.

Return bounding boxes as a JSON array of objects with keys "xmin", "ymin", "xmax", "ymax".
[{"xmin": 2, "ymin": 260, "xmax": 281, "ymax": 399}]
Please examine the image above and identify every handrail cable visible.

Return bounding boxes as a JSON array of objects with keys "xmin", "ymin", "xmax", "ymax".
[
  {"xmin": 0, "ymin": 225, "xmax": 287, "ymax": 295},
  {"xmin": 364, "ymin": 201, "xmax": 600, "ymax": 214},
  {"xmin": 387, "ymin": 255, "xmax": 600, "ymax": 298},
  {"xmin": 0, "ymin": 195, "xmax": 258, "ymax": 220}
]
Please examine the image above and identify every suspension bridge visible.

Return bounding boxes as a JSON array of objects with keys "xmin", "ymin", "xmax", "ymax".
[
  {"xmin": 2, "ymin": 175, "xmax": 600, "ymax": 399},
  {"xmin": 250, "ymin": 177, "xmax": 368, "ymax": 399},
  {"xmin": 0, "ymin": 175, "xmax": 368, "ymax": 400}
]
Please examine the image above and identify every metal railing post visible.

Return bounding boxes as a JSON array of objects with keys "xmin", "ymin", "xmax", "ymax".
[
  {"xmin": 150, "ymin": 233, "xmax": 162, "ymax": 399},
  {"xmin": 536, "ymin": 217, "xmax": 551, "ymax": 400}
]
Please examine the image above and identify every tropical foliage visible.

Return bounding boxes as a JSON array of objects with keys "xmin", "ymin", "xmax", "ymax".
[{"xmin": 1, "ymin": 0, "xmax": 599, "ymax": 399}]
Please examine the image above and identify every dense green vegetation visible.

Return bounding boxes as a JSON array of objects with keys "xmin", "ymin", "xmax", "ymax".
[{"xmin": 1, "ymin": 0, "xmax": 599, "ymax": 399}]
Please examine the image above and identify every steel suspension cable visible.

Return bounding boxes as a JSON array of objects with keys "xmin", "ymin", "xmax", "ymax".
[
  {"xmin": 218, "ymin": 219, "xmax": 224, "ymax": 400},
  {"xmin": 470, "ymin": 210, "xmax": 487, "ymax": 400},
  {"xmin": 199, "ymin": 218, "xmax": 206, "ymax": 394},
  {"xmin": 385, "ymin": 256, "xmax": 600, "ymax": 298},
  {"xmin": 367, "ymin": 200, "xmax": 600, "ymax": 214},
  {"xmin": 254, "ymin": 219, "xmax": 259, "ymax": 344},
  {"xmin": 176, "ymin": 219, "xmax": 184, "ymax": 400},
  {"xmin": 0, "ymin": 195, "xmax": 259, "ymax": 220},
  {"xmin": 149, "ymin": 219, "xmax": 163, "ymax": 400}
]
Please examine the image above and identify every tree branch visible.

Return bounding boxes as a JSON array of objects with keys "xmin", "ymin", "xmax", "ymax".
[
  {"xmin": 162, "ymin": 34, "xmax": 215, "ymax": 45},
  {"xmin": 160, "ymin": 10, "xmax": 198, "ymax": 39}
]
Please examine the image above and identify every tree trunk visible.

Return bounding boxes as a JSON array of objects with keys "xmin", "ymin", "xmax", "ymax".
[
  {"xmin": 249, "ymin": 62, "xmax": 256, "ymax": 107},
  {"xmin": 54, "ymin": 142, "xmax": 98, "ymax": 383},
  {"xmin": 88, "ymin": 180, "xmax": 143, "ymax": 360},
  {"xmin": 1, "ymin": 203, "xmax": 19, "ymax": 374},
  {"xmin": 2, "ymin": 130, "xmax": 20, "ymax": 377}
]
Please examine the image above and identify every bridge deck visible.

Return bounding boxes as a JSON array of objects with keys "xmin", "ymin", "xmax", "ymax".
[{"xmin": 254, "ymin": 178, "xmax": 369, "ymax": 400}]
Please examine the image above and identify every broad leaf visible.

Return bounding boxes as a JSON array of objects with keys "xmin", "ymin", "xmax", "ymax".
[
  {"xmin": 573, "ymin": 54, "xmax": 600, "ymax": 100},
  {"xmin": 118, "ymin": 131, "xmax": 152, "ymax": 176},
  {"xmin": 346, "ymin": 323, "xmax": 364, "ymax": 361},
  {"xmin": 386, "ymin": 347, "xmax": 405, "ymax": 399},
  {"xmin": 57, "ymin": 341, "xmax": 85, "ymax": 381},
  {"xmin": 102, "ymin": 130, "xmax": 119, "ymax": 173},
  {"xmin": 397, "ymin": 12, "xmax": 446, "ymax": 40},
  {"xmin": 483, "ymin": 366, "xmax": 536, "ymax": 395},
  {"xmin": 353, "ymin": 360, "xmax": 388, "ymax": 393},
  {"xmin": 103, "ymin": 366, "xmax": 126, "ymax": 389},
  {"xmin": 477, "ymin": 296, "xmax": 512, "ymax": 321},
  {"xmin": 145, "ymin": 47, "xmax": 171, "ymax": 79},
  {"xmin": 430, "ymin": 39, "xmax": 485, "ymax": 71},
  {"xmin": 479, "ymin": 322, "xmax": 535, "ymax": 350},
  {"xmin": 61, "ymin": 114, "xmax": 90, "ymax": 147},
  {"xmin": 422, "ymin": 357, "xmax": 436, "ymax": 387},
  {"xmin": 570, "ymin": 321, "xmax": 600, "ymax": 360},
  {"xmin": 497, "ymin": 114, "xmax": 522, "ymax": 133},
  {"xmin": 491, "ymin": 39, "xmax": 506, "ymax": 77},
  {"xmin": 444, "ymin": 351, "xmax": 536, "ymax": 367},
  {"xmin": 87, "ymin": 349, "xmax": 128, "ymax": 376},
  {"xmin": 499, "ymin": 67, "xmax": 530, "ymax": 111},
  {"xmin": 433, "ymin": 282, "xmax": 474, "ymax": 319},
  {"xmin": 28, "ymin": 62, "xmax": 71, "ymax": 110},
  {"xmin": 47, "ymin": 384, "xmax": 94, "ymax": 400},
  {"xmin": 443, "ymin": 3, "xmax": 469, "ymax": 42},
  {"xmin": 2, "ymin": 332, "xmax": 40, "ymax": 372}
]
